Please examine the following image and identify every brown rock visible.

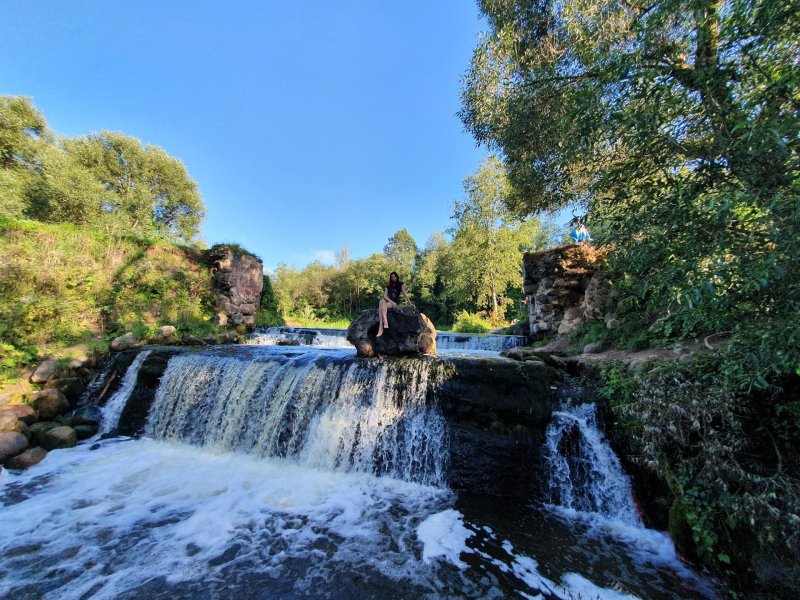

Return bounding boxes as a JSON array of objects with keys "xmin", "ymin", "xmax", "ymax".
[
  {"xmin": 240, "ymin": 303, "xmax": 256, "ymax": 316},
  {"xmin": 5, "ymin": 447, "xmax": 47, "ymax": 469},
  {"xmin": 30, "ymin": 389, "xmax": 70, "ymax": 420},
  {"xmin": 0, "ymin": 415, "xmax": 25, "ymax": 433},
  {"xmin": 0, "ymin": 431, "xmax": 29, "ymax": 462},
  {"xmin": 155, "ymin": 325, "xmax": 177, "ymax": 341},
  {"xmin": 0, "ymin": 404, "xmax": 38, "ymax": 425},
  {"xmin": 42, "ymin": 426, "xmax": 77, "ymax": 450}
]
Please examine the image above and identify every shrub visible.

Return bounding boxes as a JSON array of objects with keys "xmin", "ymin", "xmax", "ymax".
[{"xmin": 451, "ymin": 310, "xmax": 493, "ymax": 333}]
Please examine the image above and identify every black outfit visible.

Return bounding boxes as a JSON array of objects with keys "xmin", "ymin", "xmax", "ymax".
[{"xmin": 386, "ymin": 281, "xmax": 403, "ymax": 303}]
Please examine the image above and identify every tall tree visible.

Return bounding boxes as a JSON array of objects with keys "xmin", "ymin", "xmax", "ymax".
[
  {"xmin": 66, "ymin": 132, "xmax": 206, "ymax": 242},
  {"xmin": 450, "ymin": 157, "xmax": 552, "ymax": 319},
  {"xmin": 383, "ymin": 228, "xmax": 418, "ymax": 283}
]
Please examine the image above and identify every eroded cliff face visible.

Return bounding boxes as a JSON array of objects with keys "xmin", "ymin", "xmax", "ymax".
[
  {"xmin": 522, "ymin": 244, "xmax": 611, "ymax": 336},
  {"xmin": 204, "ymin": 245, "xmax": 264, "ymax": 329}
]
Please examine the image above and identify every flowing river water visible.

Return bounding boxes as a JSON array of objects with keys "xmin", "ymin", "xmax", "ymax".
[{"xmin": 0, "ymin": 329, "xmax": 719, "ymax": 599}]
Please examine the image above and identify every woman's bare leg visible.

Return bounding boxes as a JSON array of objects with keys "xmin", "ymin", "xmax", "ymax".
[{"xmin": 377, "ymin": 300, "xmax": 387, "ymax": 336}]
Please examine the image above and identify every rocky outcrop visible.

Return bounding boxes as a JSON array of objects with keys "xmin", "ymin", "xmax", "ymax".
[
  {"xmin": 204, "ymin": 245, "xmax": 264, "ymax": 329},
  {"xmin": 346, "ymin": 306, "xmax": 436, "ymax": 357},
  {"xmin": 522, "ymin": 244, "xmax": 610, "ymax": 337}
]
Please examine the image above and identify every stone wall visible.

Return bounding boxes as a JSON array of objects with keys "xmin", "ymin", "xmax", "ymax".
[
  {"xmin": 522, "ymin": 244, "xmax": 610, "ymax": 336},
  {"xmin": 204, "ymin": 245, "xmax": 264, "ymax": 329}
]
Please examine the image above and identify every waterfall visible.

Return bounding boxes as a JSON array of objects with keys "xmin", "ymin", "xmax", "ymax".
[
  {"xmin": 248, "ymin": 326, "xmax": 529, "ymax": 353},
  {"xmin": 99, "ymin": 350, "xmax": 152, "ymax": 434},
  {"xmin": 143, "ymin": 351, "xmax": 448, "ymax": 486},
  {"xmin": 431, "ymin": 333, "xmax": 527, "ymax": 352},
  {"xmin": 544, "ymin": 403, "xmax": 641, "ymax": 525},
  {"xmin": 246, "ymin": 326, "xmax": 350, "ymax": 347}
]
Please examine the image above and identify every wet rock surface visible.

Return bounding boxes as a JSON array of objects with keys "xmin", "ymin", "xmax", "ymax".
[{"xmin": 346, "ymin": 306, "xmax": 436, "ymax": 357}]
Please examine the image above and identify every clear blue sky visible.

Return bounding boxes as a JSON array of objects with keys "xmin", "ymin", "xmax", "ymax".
[{"xmin": 0, "ymin": 1, "xmax": 491, "ymax": 269}]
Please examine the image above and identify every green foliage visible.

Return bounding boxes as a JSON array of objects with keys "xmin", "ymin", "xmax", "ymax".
[
  {"xmin": 450, "ymin": 310, "xmax": 493, "ymax": 334},
  {"xmin": 600, "ymin": 357, "xmax": 800, "ymax": 593},
  {"xmin": 0, "ymin": 96, "xmax": 205, "ymax": 243},
  {"xmin": 383, "ymin": 228, "xmax": 418, "ymax": 283},
  {"xmin": 0, "ymin": 217, "xmax": 220, "ymax": 381},
  {"xmin": 255, "ymin": 274, "xmax": 285, "ymax": 327}
]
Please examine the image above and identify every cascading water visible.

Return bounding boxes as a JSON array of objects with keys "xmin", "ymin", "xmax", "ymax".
[
  {"xmin": 0, "ymin": 346, "xmax": 717, "ymax": 600},
  {"xmin": 246, "ymin": 326, "xmax": 351, "ymax": 347},
  {"xmin": 99, "ymin": 349, "xmax": 152, "ymax": 434},
  {"xmin": 145, "ymin": 350, "xmax": 448, "ymax": 486},
  {"xmin": 435, "ymin": 332, "xmax": 528, "ymax": 352},
  {"xmin": 543, "ymin": 403, "xmax": 641, "ymax": 525}
]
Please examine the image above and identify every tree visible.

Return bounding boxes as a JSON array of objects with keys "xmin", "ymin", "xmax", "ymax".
[
  {"xmin": 383, "ymin": 228, "xmax": 418, "ymax": 283},
  {"xmin": 449, "ymin": 157, "xmax": 552, "ymax": 320},
  {"xmin": 66, "ymin": 132, "xmax": 205, "ymax": 242},
  {"xmin": 0, "ymin": 96, "xmax": 47, "ymax": 171}
]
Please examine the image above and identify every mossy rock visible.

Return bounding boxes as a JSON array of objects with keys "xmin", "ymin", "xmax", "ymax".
[{"xmin": 668, "ymin": 498, "xmax": 698, "ymax": 562}]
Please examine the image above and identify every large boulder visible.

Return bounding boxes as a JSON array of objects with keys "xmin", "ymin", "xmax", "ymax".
[
  {"xmin": 346, "ymin": 306, "xmax": 436, "ymax": 357},
  {"xmin": 30, "ymin": 358, "xmax": 59, "ymax": 383},
  {"xmin": 111, "ymin": 332, "xmax": 138, "ymax": 351}
]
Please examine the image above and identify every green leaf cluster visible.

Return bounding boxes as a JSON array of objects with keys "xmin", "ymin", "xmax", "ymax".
[{"xmin": 1, "ymin": 96, "xmax": 205, "ymax": 243}]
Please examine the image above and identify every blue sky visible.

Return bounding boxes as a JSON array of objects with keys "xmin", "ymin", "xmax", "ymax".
[{"xmin": 0, "ymin": 1, "xmax": 492, "ymax": 269}]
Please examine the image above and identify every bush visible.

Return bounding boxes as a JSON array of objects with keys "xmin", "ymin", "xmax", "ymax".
[{"xmin": 451, "ymin": 310, "xmax": 493, "ymax": 333}]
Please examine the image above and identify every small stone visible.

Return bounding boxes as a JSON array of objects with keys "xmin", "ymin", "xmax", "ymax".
[
  {"xmin": 111, "ymin": 332, "xmax": 137, "ymax": 351},
  {"xmin": 30, "ymin": 359, "xmax": 59, "ymax": 384},
  {"xmin": 563, "ymin": 307, "xmax": 582, "ymax": 321},
  {"xmin": 182, "ymin": 335, "xmax": 205, "ymax": 346},
  {"xmin": 240, "ymin": 303, "xmax": 256, "ymax": 316},
  {"xmin": 0, "ymin": 431, "xmax": 29, "ymax": 462},
  {"xmin": 156, "ymin": 325, "xmax": 177, "ymax": 341},
  {"xmin": 215, "ymin": 312, "xmax": 228, "ymax": 326},
  {"xmin": 42, "ymin": 426, "xmax": 77, "ymax": 450},
  {"xmin": 0, "ymin": 415, "xmax": 25, "ymax": 433},
  {"xmin": 30, "ymin": 389, "xmax": 70, "ymax": 420},
  {"xmin": 5, "ymin": 447, "xmax": 47, "ymax": 470},
  {"xmin": 582, "ymin": 342, "xmax": 606, "ymax": 354}
]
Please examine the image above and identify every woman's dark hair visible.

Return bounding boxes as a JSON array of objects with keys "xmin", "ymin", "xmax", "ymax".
[{"xmin": 388, "ymin": 271, "xmax": 401, "ymax": 286}]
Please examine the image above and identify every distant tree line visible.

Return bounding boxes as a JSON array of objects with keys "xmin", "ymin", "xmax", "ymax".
[
  {"xmin": 271, "ymin": 157, "xmax": 554, "ymax": 327},
  {"xmin": 0, "ymin": 96, "xmax": 205, "ymax": 243}
]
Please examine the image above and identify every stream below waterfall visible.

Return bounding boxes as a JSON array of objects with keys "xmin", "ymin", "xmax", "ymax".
[{"xmin": 0, "ymin": 329, "xmax": 719, "ymax": 600}]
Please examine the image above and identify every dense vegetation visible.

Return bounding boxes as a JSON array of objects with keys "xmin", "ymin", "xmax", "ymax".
[
  {"xmin": 0, "ymin": 97, "xmax": 219, "ymax": 385},
  {"xmin": 461, "ymin": 0, "xmax": 799, "ymax": 594},
  {"xmin": 271, "ymin": 157, "xmax": 554, "ymax": 329}
]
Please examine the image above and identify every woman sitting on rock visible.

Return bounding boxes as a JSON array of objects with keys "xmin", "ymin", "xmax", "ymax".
[{"xmin": 377, "ymin": 271, "xmax": 410, "ymax": 337}]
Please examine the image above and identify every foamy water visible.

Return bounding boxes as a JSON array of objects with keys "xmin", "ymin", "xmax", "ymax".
[{"xmin": 0, "ymin": 437, "xmax": 713, "ymax": 600}]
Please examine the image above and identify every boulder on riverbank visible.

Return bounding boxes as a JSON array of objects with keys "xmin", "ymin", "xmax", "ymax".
[{"xmin": 346, "ymin": 306, "xmax": 436, "ymax": 357}]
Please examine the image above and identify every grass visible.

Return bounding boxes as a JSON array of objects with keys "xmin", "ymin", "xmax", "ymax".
[{"xmin": 0, "ymin": 216, "xmax": 236, "ymax": 385}]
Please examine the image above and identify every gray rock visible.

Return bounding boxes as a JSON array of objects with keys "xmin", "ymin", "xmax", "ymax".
[
  {"xmin": 28, "ymin": 422, "xmax": 61, "ymax": 446},
  {"xmin": 182, "ymin": 334, "xmax": 205, "ymax": 346},
  {"xmin": 346, "ymin": 306, "xmax": 436, "ymax": 358},
  {"xmin": 44, "ymin": 377, "xmax": 84, "ymax": 399},
  {"xmin": 42, "ymin": 426, "xmax": 77, "ymax": 450},
  {"xmin": 73, "ymin": 424, "xmax": 99, "ymax": 440},
  {"xmin": 156, "ymin": 325, "xmax": 177, "ymax": 341},
  {"xmin": 30, "ymin": 359, "xmax": 59, "ymax": 383},
  {"xmin": 30, "ymin": 389, "xmax": 70, "ymax": 420},
  {"xmin": 582, "ymin": 341, "xmax": 607, "ymax": 354},
  {"xmin": 0, "ymin": 431, "xmax": 29, "ymax": 462},
  {"xmin": 5, "ymin": 447, "xmax": 47, "ymax": 470},
  {"xmin": 68, "ymin": 406, "xmax": 103, "ymax": 426},
  {"xmin": 111, "ymin": 332, "xmax": 138, "ymax": 351}
]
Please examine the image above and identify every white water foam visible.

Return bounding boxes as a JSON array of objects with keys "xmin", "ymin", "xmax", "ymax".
[
  {"xmin": 99, "ymin": 349, "xmax": 152, "ymax": 434},
  {"xmin": 0, "ymin": 438, "xmax": 453, "ymax": 600}
]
